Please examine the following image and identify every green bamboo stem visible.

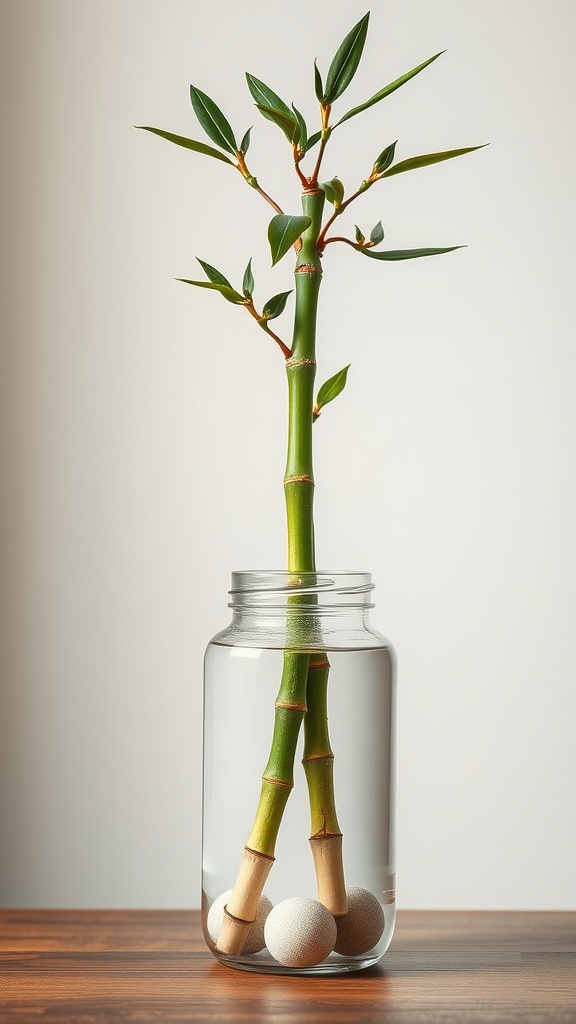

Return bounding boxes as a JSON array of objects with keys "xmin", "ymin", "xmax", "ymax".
[{"xmin": 218, "ymin": 190, "xmax": 346, "ymax": 954}]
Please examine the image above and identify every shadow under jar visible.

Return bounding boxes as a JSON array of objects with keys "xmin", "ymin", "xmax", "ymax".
[{"xmin": 202, "ymin": 571, "xmax": 396, "ymax": 975}]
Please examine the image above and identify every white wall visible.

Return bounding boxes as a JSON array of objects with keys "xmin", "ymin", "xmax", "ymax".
[{"xmin": 1, "ymin": 0, "xmax": 574, "ymax": 910}]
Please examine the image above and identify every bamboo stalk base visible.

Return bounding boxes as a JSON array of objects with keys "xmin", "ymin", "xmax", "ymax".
[
  {"xmin": 309, "ymin": 833, "xmax": 348, "ymax": 917},
  {"xmin": 216, "ymin": 846, "xmax": 274, "ymax": 955}
]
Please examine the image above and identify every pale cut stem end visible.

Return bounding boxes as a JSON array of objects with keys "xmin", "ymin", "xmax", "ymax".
[
  {"xmin": 216, "ymin": 846, "xmax": 274, "ymax": 955},
  {"xmin": 309, "ymin": 833, "xmax": 348, "ymax": 917}
]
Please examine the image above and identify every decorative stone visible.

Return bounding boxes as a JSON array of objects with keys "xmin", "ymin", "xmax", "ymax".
[
  {"xmin": 334, "ymin": 886, "xmax": 385, "ymax": 956},
  {"xmin": 264, "ymin": 897, "xmax": 337, "ymax": 968},
  {"xmin": 207, "ymin": 889, "xmax": 272, "ymax": 954}
]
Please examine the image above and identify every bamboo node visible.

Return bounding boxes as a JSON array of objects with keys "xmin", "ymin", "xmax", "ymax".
[
  {"xmin": 285, "ymin": 357, "xmax": 316, "ymax": 368},
  {"xmin": 223, "ymin": 905, "xmax": 255, "ymax": 927},
  {"xmin": 302, "ymin": 752, "xmax": 335, "ymax": 763},
  {"xmin": 275, "ymin": 700, "xmax": 307, "ymax": 712},
  {"xmin": 308, "ymin": 660, "xmax": 331, "ymax": 671},
  {"xmin": 295, "ymin": 263, "xmax": 322, "ymax": 274},
  {"xmin": 283, "ymin": 474, "xmax": 314, "ymax": 486},
  {"xmin": 309, "ymin": 829, "xmax": 343, "ymax": 840},
  {"xmin": 261, "ymin": 775, "xmax": 293, "ymax": 789},
  {"xmin": 244, "ymin": 846, "xmax": 275, "ymax": 863}
]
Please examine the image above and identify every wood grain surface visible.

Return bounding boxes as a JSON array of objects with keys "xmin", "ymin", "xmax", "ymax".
[{"xmin": 1, "ymin": 909, "xmax": 574, "ymax": 1022}]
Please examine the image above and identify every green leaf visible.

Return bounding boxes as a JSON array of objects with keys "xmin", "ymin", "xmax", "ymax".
[
  {"xmin": 305, "ymin": 129, "xmax": 322, "ymax": 153},
  {"xmin": 321, "ymin": 177, "xmax": 345, "ymax": 207},
  {"xmin": 134, "ymin": 126, "xmax": 234, "ymax": 165},
  {"xmin": 255, "ymin": 103, "xmax": 300, "ymax": 144},
  {"xmin": 291, "ymin": 104, "xmax": 308, "ymax": 153},
  {"xmin": 242, "ymin": 258, "xmax": 254, "ymax": 298},
  {"xmin": 370, "ymin": 221, "xmax": 385, "ymax": 245},
  {"xmin": 196, "ymin": 258, "xmax": 233, "ymax": 288},
  {"xmin": 381, "ymin": 145, "xmax": 487, "ymax": 178},
  {"xmin": 189, "ymin": 85, "xmax": 238, "ymax": 155},
  {"xmin": 314, "ymin": 59, "xmax": 324, "ymax": 103},
  {"xmin": 335, "ymin": 51, "xmax": 445, "ymax": 128},
  {"xmin": 262, "ymin": 290, "xmax": 292, "ymax": 320},
  {"xmin": 240, "ymin": 127, "xmax": 251, "ymax": 155},
  {"xmin": 373, "ymin": 141, "xmax": 397, "ymax": 175},
  {"xmin": 324, "ymin": 12, "xmax": 370, "ymax": 104},
  {"xmin": 246, "ymin": 73, "xmax": 294, "ymax": 122},
  {"xmin": 354, "ymin": 225, "xmax": 365, "ymax": 245},
  {"xmin": 268, "ymin": 214, "xmax": 311, "ymax": 266},
  {"xmin": 316, "ymin": 364, "xmax": 351, "ymax": 413},
  {"xmin": 356, "ymin": 245, "xmax": 464, "ymax": 261},
  {"xmin": 176, "ymin": 279, "xmax": 246, "ymax": 303}
]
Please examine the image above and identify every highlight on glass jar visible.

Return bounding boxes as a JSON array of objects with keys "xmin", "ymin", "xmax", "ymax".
[{"xmin": 202, "ymin": 571, "xmax": 396, "ymax": 975}]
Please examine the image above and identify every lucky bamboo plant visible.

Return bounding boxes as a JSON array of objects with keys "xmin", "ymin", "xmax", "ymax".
[{"xmin": 138, "ymin": 11, "xmax": 483, "ymax": 956}]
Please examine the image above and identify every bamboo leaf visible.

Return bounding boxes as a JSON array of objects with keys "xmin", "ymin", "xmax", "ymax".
[
  {"xmin": 335, "ymin": 51, "xmax": 445, "ymax": 127},
  {"xmin": 196, "ymin": 258, "xmax": 233, "ymax": 288},
  {"xmin": 324, "ymin": 12, "xmax": 370, "ymax": 104},
  {"xmin": 314, "ymin": 59, "xmax": 324, "ymax": 103},
  {"xmin": 304, "ymin": 129, "xmax": 322, "ymax": 153},
  {"xmin": 189, "ymin": 85, "xmax": 238, "ymax": 154},
  {"xmin": 316, "ymin": 364, "xmax": 351, "ymax": 413},
  {"xmin": 381, "ymin": 145, "xmax": 487, "ymax": 178},
  {"xmin": 292, "ymin": 104, "xmax": 308, "ymax": 153},
  {"xmin": 369, "ymin": 221, "xmax": 385, "ymax": 245},
  {"xmin": 354, "ymin": 225, "xmax": 365, "ymax": 245},
  {"xmin": 321, "ymin": 177, "xmax": 345, "ymax": 207},
  {"xmin": 263, "ymin": 290, "xmax": 292, "ymax": 320},
  {"xmin": 256, "ymin": 103, "xmax": 300, "ymax": 144},
  {"xmin": 268, "ymin": 214, "xmax": 311, "ymax": 266},
  {"xmin": 356, "ymin": 245, "xmax": 464, "ymax": 261},
  {"xmin": 373, "ymin": 141, "xmax": 397, "ymax": 174},
  {"xmin": 240, "ymin": 127, "xmax": 251, "ymax": 155},
  {"xmin": 177, "ymin": 279, "xmax": 246, "ymax": 303},
  {"xmin": 134, "ymin": 126, "xmax": 234, "ymax": 165},
  {"xmin": 242, "ymin": 258, "xmax": 254, "ymax": 298},
  {"xmin": 245, "ymin": 73, "xmax": 293, "ymax": 119}
]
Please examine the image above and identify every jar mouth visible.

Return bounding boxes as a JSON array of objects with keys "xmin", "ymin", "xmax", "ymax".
[{"xmin": 229, "ymin": 571, "xmax": 375, "ymax": 609}]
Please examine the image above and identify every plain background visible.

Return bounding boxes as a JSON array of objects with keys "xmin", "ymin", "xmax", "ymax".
[{"xmin": 1, "ymin": 0, "xmax": 575, "ymax": 910}]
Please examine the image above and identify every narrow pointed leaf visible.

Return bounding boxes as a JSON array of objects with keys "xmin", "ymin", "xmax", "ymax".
[
  {"xmin": 304, "ymin": 129, "xmax": 322, "ymax": 153},
  {"xmin": 177, "ymin": 279, "xmax": 246, "ymax": 303},
  {"xmin": 189, "ymin": 86, "xmax": 237, "ymax": 154},
  {"xmin": 196, "ymin": 258, "xmax": 233, "ymax": 288},
  {"xmin": 135, "ymin": 127, "xmax": 234, "ymax": 165},
  {"xmin": 240, "ymin": 127, "xmax": 251, "ymax": 155},
  {"xmin": 381, "ymin": 145, "xmax": 487, "ymax": 178},
  {"xmin": 321, "ymin": 177, "xmax": 345, "ymax": 207},
  {"xmin": 256, "ymin": 103, "xmax": 300, "ymax": 144},
  {"xmin": 356, "ymin": 245, "xmax": 464, "ymax": 261},
  {"xmin": 246, "ymin": 73, "xmax": 293, "ymax": 119},
  {"xmin": 262, "ymin": 290, "xmax": 292, "ymax": 321},
  {"xmin": 316, "ymin": 364, "xmax": 351, "ymax": 413},
  {"xmin": 268, "ymin": 214, "xmax": 311, "ymax": 266},
  {"xmin": 314, "ymin": 60, "xmax": 324, "ymax": 103},
  {"xmin": 335, "ymin": 51, "xmax": 445, "ymax": 127},
  {"xmin": 242, "ymin": 258, "xmax": 254, "ymax": 298},
  {"xmin": 324, "ymin": 12, "xmax": 370, "ymax": 104},
  {"xmin": 370, "ymin": 221, "xmax": 385, "ymax": 245},
  {"xmin": 373, "ymin": 141, "xmax": 397, "ymax": 174},
  {"xmin": 354, "ymin": 225, "xmax": 365, "ymax": 245},
  {"xmin": 292, "ymin": 104, "xmax": 308, "ymax": 153}
]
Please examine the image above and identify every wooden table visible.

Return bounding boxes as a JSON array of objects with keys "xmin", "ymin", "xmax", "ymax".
[{"xmin": 1, "ymin": 909, "xmax": 574, "ymax": 1022}]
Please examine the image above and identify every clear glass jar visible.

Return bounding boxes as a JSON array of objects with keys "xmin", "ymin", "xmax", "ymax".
[{"xmin": 202, "ymin": 571, "xmax": 396, "ymax": 975}]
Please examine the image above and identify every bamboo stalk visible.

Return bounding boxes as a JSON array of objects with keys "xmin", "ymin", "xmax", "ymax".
[{"xmin": 303, "ymin": 654, "xmax": 347, "ymax": 916}]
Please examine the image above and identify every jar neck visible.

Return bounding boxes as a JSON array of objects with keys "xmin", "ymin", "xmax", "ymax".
[{"xmin": 228, "ymin": 571, "xmax": 375, "ymax": 614}]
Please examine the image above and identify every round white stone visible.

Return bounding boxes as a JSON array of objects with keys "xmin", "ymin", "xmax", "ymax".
[
  {"xmin": 264, "ymin": 897, "xmax": 337, "ymax": 968},
  {"xmin": 334, "ymin": 886, "xmax": 385, "ymax": 956},
  {"xmin": 207, "ymin": 889, "xmax": 273, "ymax": 954}
]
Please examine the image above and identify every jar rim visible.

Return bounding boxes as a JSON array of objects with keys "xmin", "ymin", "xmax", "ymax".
[{"xmin": 228, "ymin": 571, "xmax": 375, "ymax": 608}]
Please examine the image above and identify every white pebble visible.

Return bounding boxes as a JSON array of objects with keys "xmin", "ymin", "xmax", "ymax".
[
  {"xmin": 207, "ymin": 889, "xmax": 272, "ymax": 954},
  {"xmin": 334, "ymin": 886, "xmax": 385, "ymax": 956},
  {"xmin": 264, "ymin": 897, "xmax": 337, "ymax": 968}
]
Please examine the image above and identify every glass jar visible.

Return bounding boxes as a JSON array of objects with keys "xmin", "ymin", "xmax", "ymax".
[{"xmin": 202, "ymin": 571, "xmax": 396, "ymax": 975}]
